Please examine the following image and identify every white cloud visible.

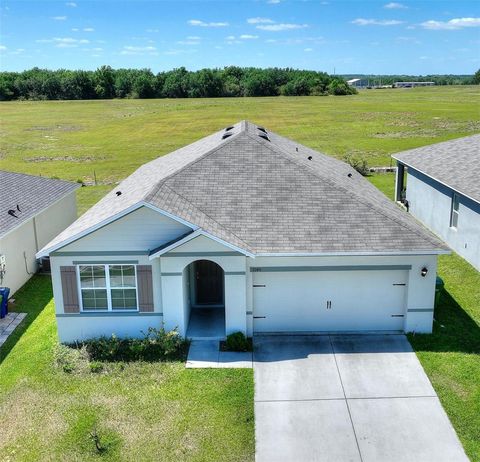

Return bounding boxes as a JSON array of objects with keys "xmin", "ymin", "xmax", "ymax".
[
  {"xmin": 257, "ymin": 23, "xmax": 308, "ymax": 31},
  {"xmin": 304, "ymin": 47, "xmax": 313, "ymax": 52},
  {"xmin": 351, "ymin": 18, "xmax": 403, "ymax": 26},
  {"xmin": 239, "ymin": 34, "xmax": 258, "ymax": 39},
  {"xmin": 420, "ymin": 17, "xmax": 480, "ymax": 30},
  {"xmin": 384, "ymin": 2, "xmax": 407, "ymax": 9},
  {"xmin": 83, "ymin": 27, "xmax": 94, "ymax": 32},
  {"xmin": 10, "ymin": 48, "xmax": 25, "ymax": 54},
  {"xmin": 146, "ymin": 28, "xmax": 159, "ymax": 33},
  {"xmin": 247, "ymin": 17, "xmax": 274, "ymax": 24},
  {"xmin": 187, "ymin": 36, "xmax": 201, "ymax": 40},
  {"xmin": 92, "ymin": 47, "xmax": 103, "ymax": 51},
  {"xmin": 71, "ymin": 28, "xmax": 79, "ymax": 31},
  {"xmin": 65, "ymin": 2, "xmax": 77, "ymax": 7},
  {"xmin": 177, "ymin": 40, "xmax": 200, "ymax": 45},
  {"xmin": 267, "ymin": 0, "xmax": 281, "ymax": 3},
  {"xmin": 188, "ymin": 19, "xmax": 229, "ymax": 27},
  {"xmin": 37, "ymin": 37, "xmax": 90, "ymax": 48},
  {"xmin": 52, "ymin": 16, "xmax": 67, "ymax": 21}
]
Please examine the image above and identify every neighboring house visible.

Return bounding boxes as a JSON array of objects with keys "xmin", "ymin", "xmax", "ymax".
[
  {"xmin": 37, "ymin": 121, "xmax": 449, "ymax": 343},
  {"xmin": 392, "ymin": 135, "xmax": 480, "ymax": 271},
  {"xmin": 0, "ymin": 171, "xmax": 79, "ymax": 294}
]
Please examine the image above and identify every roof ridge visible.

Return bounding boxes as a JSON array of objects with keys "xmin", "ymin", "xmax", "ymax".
[
  {"xmin": 243, "ymin": 130, "xmax": 443, "ymax": 249},
  {"xmin": 151, "ymin": 183, "xmax": 254, "ymax": 253},
  {"xmin": 143, "ymin": 125, "xmax": 245, "ymax": 203}
]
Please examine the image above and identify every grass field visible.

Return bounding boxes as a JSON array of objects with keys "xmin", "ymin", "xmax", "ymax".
[
  {"xmin": 1, "ymin": 86, "xmax": 479, "ymax": 187},
  {"xmin": 1, "ymin": 86, "xmax": 479, "ymax": 461}
]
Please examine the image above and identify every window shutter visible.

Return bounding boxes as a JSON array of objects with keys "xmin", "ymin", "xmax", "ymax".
[
  {"xmin": 60, "ymin": 266, "xmax": 80, "ymax": 313},
  {"xmin": 137, "ymin": 265, "xmax": 154, "ymax": 312}
]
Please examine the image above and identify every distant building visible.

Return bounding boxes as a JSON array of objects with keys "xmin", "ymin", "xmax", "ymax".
[
  {"xmin": 394, "ymin": 82, "xmax": 435, "ymax": 88},
  {"xmin": 0, "ymin": 171, "xmax": 79, "ymax": 294},
  {"xmin": 347, "ymin": 78, "xmax": 368, "ymax": 88}
]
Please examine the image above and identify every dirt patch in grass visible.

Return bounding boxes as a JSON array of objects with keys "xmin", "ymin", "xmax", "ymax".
[{"xmin": 24, "ymin": 155, "xmax": 106, "ymax": 163}]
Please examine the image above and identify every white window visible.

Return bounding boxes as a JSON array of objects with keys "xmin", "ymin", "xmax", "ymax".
[
  {"xmin": 78, "ymin": 264, "xmax": 138, "ymax": 312},
  {"xmin": 450, "ymin": 193, "xmax": 459, "ymax": 229}
]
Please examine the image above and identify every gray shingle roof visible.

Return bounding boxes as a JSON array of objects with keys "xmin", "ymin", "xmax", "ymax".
[
  {"xmin": 0, "ymin": 171, "xmax": 79, "ymax": 238},
  {"xmin": 392, "ymin": 135, "xmax": 480, "ymax": 204},
  {"xmin": 39, "ymin": 121, "xmax": 448, "ymax": 256}
]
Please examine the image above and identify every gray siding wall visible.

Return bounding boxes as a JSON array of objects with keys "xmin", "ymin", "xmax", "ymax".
[{"xmin": 406, "ymin": 168, "xmax": 480, "ymax": 270}]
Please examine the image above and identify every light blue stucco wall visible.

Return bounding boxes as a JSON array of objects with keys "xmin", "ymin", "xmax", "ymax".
[{"xmin": 405, "ymin": 167, "xmax": 480, "ymax": 271}]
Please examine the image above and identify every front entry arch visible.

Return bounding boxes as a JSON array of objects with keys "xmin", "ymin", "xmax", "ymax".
[
  {"xmin": 185, "ymin": 259, "xmax": 226, "ymax": 339},
  {"xmin": 192, "ymin": 260, "xmax": 224, "ymax": 307}
]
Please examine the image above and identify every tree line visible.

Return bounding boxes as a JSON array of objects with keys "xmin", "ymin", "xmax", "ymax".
[{"xmin": 0, "ymin": 66, "xmax": 358, "ymax": 101}]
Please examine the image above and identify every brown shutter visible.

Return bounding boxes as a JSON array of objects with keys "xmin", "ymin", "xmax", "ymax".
[
  {"xmin": 60, "ymin": 266, "xmax": 80, "ymax": 313},
  {"xmin": 137, "ymin": 265, "xmax": 154, "ymax": 312}
]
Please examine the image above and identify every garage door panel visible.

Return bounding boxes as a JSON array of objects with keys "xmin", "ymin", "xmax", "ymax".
[{"xmin": 253, "ymin": 270, "xmax": 407, "ymax": 333}]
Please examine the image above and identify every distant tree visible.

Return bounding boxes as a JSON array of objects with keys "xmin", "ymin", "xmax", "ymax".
[
  {"xmin": 94, "ymin": 65, "xmax": 115, "ymax": 99},
  {"xmin": 473, "ymin": 69, "xmax": 480, "ymax": 85},
  {"xmin": 328, "ymin": 79, "xmax": 356, "ymax": 96},
  {"xmin": 243, "ymin": 71, "xmax": 277, "ymax": 97},
  {"xmin": 132, "ymin": 69, "xmax": 156, "ymax": 98},
  {"xmin": 162, "ymin": 67, "xmax": 188, "ymax": 98},
  {"xmin": 187, "ymin": 69, "xmax": 223, "ymax": 97}
]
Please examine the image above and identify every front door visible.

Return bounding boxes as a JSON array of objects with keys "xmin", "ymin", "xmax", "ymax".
[{"xmin": 194, "ymin": 260, "xmax": 224, "ymax": 305}]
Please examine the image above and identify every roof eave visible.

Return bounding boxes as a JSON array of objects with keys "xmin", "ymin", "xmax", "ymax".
[{"xmin": 392, "ymin": 156, "xmax": 480, "ymax": 205}]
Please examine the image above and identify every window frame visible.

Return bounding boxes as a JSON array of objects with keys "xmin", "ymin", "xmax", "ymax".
[
  {"xmin": 77, "ymin": 264, "xmax": 139, "ymax": 313},
  {"xmin": 450, "ymin": 192, "xmax": 460, "ymax": 229}
]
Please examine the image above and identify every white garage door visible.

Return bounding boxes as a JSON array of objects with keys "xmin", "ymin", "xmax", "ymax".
[{"xmin": 252, "ymin": 267, "xmax": 408, "ymax": 332}]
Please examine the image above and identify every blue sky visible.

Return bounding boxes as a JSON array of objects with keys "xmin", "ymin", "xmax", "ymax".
[{"xmin": 1, "ymin": 0, "xmax": 479, "ymax": 74}]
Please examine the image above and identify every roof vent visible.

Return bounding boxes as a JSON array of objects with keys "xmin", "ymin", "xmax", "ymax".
[
  {"xmin": 307, "ymin": 156, "xmax": 313, "ymax": 161},
  {"xmin": 7, "ymin": 209, "xmax": 18, "ymax": 218},
  {"xmin": 225, "ymin": 126, "xmax": 234, "ymax": 131},
  {"xmin": 222, "ymin": 132, "xmax": 233, "ymax": 140},
  {"xmin": 257, "ymin": 127, "xmax": 267, "ymax": 134},
  {"xmin": 116, "ymin": 191, "xmax": 122, "ymax": 196},
  {"xmin": 347, "ymin": 173, "xmax": 352, "ymax": 178},
  {"xmin": 258, "ymin": 133, "xmax": 270, "ymax": 141},
  {"xmin": 295, "ymin": 147, "xmax": 298, "ymax": 152}
]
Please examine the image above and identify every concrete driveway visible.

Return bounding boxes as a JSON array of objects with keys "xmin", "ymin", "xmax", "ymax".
[{"xmin": 254, "ymin": 335, "xmax": 468, "ymax": 462}]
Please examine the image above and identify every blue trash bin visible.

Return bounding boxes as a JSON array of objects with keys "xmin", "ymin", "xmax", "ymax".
[{"xmin": 0, "ymin": 287, "xmax": 10, "ymax": 319}]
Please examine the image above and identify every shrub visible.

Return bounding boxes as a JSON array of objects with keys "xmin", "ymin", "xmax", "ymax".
[
  {"xmin": 89, "ymin": 361, "xmax": 104, "ymax": 373},
  {"xmin": 53, "ymin": 343, "xmax": 89, "ymax": 373},
  {"xmin": 225, "ymin": 332, "xmax": 250, "ymax": 352},
  {"xmin": 343, "ymin": 153, "xmax": 369, "ymax": 176},
  {"xmin": 79, "ymin": 326, "xmax": 187, "ymax": 362}
]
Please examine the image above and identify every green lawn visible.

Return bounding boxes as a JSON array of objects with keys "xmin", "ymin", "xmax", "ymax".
[
  {"xmin": 0, "ymin": 277, "xmax": 254, "ymax": 461},
  {"xmin": 1, "ymin": 86, "xmax": 479, "ymax": 187},
  {"xmin": 368, "ymin": 175, "xmax": 480, "ymax": 462}
]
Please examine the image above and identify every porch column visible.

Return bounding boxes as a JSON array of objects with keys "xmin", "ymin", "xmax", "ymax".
[
  {"xmin": 395, "ymin": 162, "xmax": 405, "ymax": 202},
  {"xmin": 224, "ymin": 272, "xmax": 247, "ymax": 335},
  {"xmin": 161, "ymin": 272, "xmax": 188, "ymax": 336}
]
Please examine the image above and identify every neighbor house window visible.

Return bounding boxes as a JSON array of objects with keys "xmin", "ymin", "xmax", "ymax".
[
  {"xmin": 450, "ymin": 193, "xmax": 460, "ymax": 229},
  {"xmin": 78, "ymin": 265, "xmax": 138, "ymax": 311}
]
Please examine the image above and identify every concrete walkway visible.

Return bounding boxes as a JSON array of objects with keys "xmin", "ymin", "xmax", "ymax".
[
  {"xmin": 186, "ymin": 340, "xmax": 252, "ymax": 368},
  {"xmin": 254, "ymin": 334, "xmax": 468, "ymax": 462},
  {"xmin": 0, "ymin": 312, "xmax": 27, "ymax": 348}
]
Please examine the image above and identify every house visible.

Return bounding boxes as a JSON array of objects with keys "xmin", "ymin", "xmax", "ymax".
[
  {"xmin": 392, "ymin": 135, "xmax": 480, "ymax": 271},
  {"xmin": 37, "ymin": 121, "xmax": 449, "ymax": 343},
  {"xmin": 0, "ymin": 171, "xmax": 79, "ymax": 294}
]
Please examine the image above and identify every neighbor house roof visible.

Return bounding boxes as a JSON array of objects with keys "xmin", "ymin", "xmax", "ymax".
[
  {"xmin": 38, "ymin": 121, "xmax": 448, "ymax": 257},
  {"xmin": 392, "ymin": 135, "xmax": 480, "ymax": 204},
  {"xmin": 0, "ymin": 171, "xmax": 80, "ymax": 239}
]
